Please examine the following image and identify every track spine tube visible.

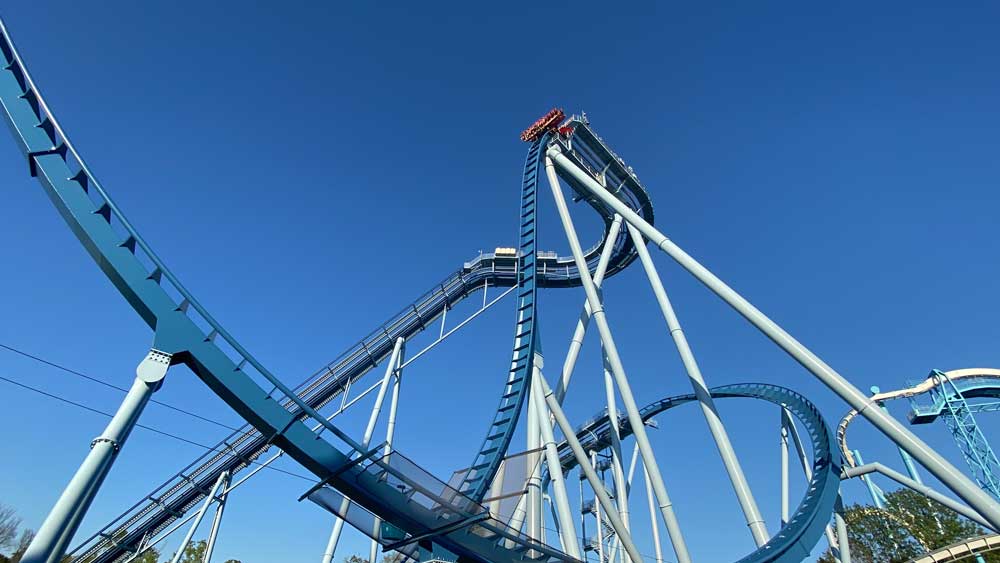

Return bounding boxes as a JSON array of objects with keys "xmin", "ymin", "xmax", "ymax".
[{"xmin": 459, "ymin": 135, "xmax": 546, "ymax": 502}]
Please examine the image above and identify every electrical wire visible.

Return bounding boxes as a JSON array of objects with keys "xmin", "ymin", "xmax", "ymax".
[
  {"xmin": 0, "ymin": 342, "xmax": 240, "ymax": 431},
  {"xmin": 0, "ymin": 346, "xmax": 675, "ymax": 559},
  {"xmin": 0, "ymin": 372, "xmax": 313, "ymax": 483}
]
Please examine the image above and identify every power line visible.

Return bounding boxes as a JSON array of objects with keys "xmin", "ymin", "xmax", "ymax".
[
  {"xmin": 1, "ymin": 372, "xmax": 677, "ymax": 560},
  {"xmin": 0, "ymin": 342, "xmax": 240, "ymax": 431},
  {"xmin": 1, "ymin": 348, "xmax": 673, "ymax": 558},
  {"xmin": 0, "ymin": 372, "xmax": 313, "ymax": 483}
]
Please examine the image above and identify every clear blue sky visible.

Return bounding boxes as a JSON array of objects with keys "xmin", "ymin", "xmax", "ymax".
[{"xmin": 1, "ymin": 2, "xmax": 999, "ymax": 562}]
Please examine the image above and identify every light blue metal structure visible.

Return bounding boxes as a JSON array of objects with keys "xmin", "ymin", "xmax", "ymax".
[
  {"xmin": 2, "ymin": 14, "xmax": 999, "ymax": 563},
  {"xmin": 0, "ymin": 19, "xmax": 614, "ymax": 563},
  {"xmin": 551, "ymin": 383, "xmax": 840, "ymax": 563},
  {"xmin": 48, "ymin": 127, "xmax": 651, "ymax": 563},
  {"xmin": 0, "ymin": 19, "xmax": 664, "ymax": 561},
  {"xmin": 908, "ymin": 370, "xmax": 1000, "ymax": 500}
]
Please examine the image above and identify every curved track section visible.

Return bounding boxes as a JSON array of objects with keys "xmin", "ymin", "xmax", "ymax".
[
  {"xmin": 0, "ymin": 21, "xmax": 655, "ymax": 563},
  {"xmin": 905, "ymin": 533, "xmax": 1000, "ymax": 563},
  {"xmin": 553, "ymin": 383, "xmax": 841, "ymax": 563},
  {"xmin": 837, "ymin": 368, "xmax": 1000, "ymax": 467},
  {"xmin": 458, "ymin": 135, "xmax": 545, "ymax": 502}
]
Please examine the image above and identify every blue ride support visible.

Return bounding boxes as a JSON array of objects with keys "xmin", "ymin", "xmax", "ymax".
[
  {"xmin": 535, "ymin": 375, "xmax": 643, "ymax": 563},
  {"xmin": 833, "ymin": 495, "xmax": 852, "ymax": 563},
  {"xmin": 21, "ymin": 350, "xmax": 171, "ymax": 563},
  {"xmin": 168, "ymin": 470, "xmax": 229, "ymax": 563},
  {"xmin": 545, "ymin": 153, "xmax": 692, "ymax": 563},
  {"xmin": 548, "ymin": 143, "xmax": 1000, "ymax": 530},
  {"xmin": 781, "ymin": 408, "xmax": 791, "ymax": 527},
  {"xmin": 851, "ymin": 450, "xmax": 886, "ymax": 508},
  {"xmin": 871, "ymin": 386, "xmax": 926, "ymax": 486},
  {"xmin": 202, "ymin": 471, "xmax": 231, "ymax": 563},
  {"xmin": 529, "ymin": 356, "xmax": 581, "ymax": 558},
  {"xmin": 320, "ymin": 338, "xmax": 405, "ymax": 563},
  {"xmin": 626, "ymin": 221, "xmax": 769, "ymax": 546}
]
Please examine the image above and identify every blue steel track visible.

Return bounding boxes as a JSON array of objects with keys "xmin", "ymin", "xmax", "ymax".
[
  {"xmin": 0, "ymin": 18, "xmax": 840, "ymax": 563},
  {"xmin": 551, "ymin": 383, "xmax": 839, "ymax": 563}
]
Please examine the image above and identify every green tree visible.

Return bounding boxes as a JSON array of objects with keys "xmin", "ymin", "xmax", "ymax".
[
  {"xmin": 170, "ymin": 540, "xmax": 206, "ymax": 563},
  {"xmin": 817, "ymin": 489, "xmax": 999, "ymax": 562},
  {"xmin": 340, "ymin": 551, "xmax": 405, "ymax": 563},
  {"xmin": 166, "ymin": 540, "xmax": 243, "ymax": 563},
  {"xmin": 131, "ymin": 547, "xmax": 161, "ymax": 563}
]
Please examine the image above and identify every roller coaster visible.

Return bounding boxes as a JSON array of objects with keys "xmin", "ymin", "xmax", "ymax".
[{"xmin": 3, "ymin": 14, "xmax": 1000, "ymax": 563}]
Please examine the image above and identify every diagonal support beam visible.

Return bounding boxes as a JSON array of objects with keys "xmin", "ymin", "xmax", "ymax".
[
  {"xmin": 627, "ymin": 221, "xmax": 769, "ymax": 546},
  {"xmin": 545, "ymin": 155, "xmax": 691, "ymax": 563},
  {"xmin": 320, "ymin": 338, "xmax": 405, "ymax": 563},
  {"xmin": 169, "ymin": 471, "xmax": 229, "ymax": 563},
  {"xmin": 554, "ymin": 214, "xmax": 624, "ymax": 404},
  {"xmin": 530, "ymin": 366, "xmax": 582, "ymax": 558},
  {"xmin": 202, "ymin": 471, "xmax": 230, "ymax": 563},
  {"xmin": 22, "ymin": 349, "xmax": 172, "ymax": 563},
  {"xmin": 548, "ymin": 144, "xmax": 1000, "ymax": 529},
  {"xmin": 536, "ymin": 375, "xmax": 643, "ymax": 563},
  {"xmin": 600, "ymin": 352, "xmax": 632, "ymax": 560}
]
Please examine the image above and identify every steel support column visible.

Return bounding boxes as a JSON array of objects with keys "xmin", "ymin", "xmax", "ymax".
[
  {"xmin": 548, "ymin": 144, "xmax": 1000, "ymax": 529},
  {"xmin": 781, "ymin": 408, "xmax": 790, "ymax": 527},
  {"xmin": 530, "ymin": 367, "xmax": 582, "ymax": 558},
  {"xmin": 545, "ymin": 155, "xmax": 691, "ymax": 563},
  {"xmin": 554, "ymin": 214, "xmax": 624, "ymax": 403},
  {"xmin": 643, "ymin": 468, "xmax": 665, "ymax": 563},
  {"xmin": 591, "ymin": 452, "xmax": 607, "ymax": 563},
  {"xmin": 320, "ymin": 337, "xmax": 405, "ymax": 563},
  {"xmin": 202, "ymin": 472, "xmax": 231, "ymax": 563},
  {"xmin": 169, "ymin": 471, "xmax": 228, "ymax": 563},
  {"xmin": 526, "ymin": 359, "xmax": 543, "ymax": 542},
  {"xmin": 372, "ymin": 339, "xmax": 406, "ymax": 563},
  {"xmin": 537, "ymin": 375, "xmax": 642, "ymax": 563},
  {"xmin": 627, "ymin": 222, "xmax": 768, "ymax": 545},
  {"xmin": 872, "ymin": 387, "xmax": 925, "ymax": 485},
  {"xmin": 601, "ymin": 354, "xmax": 632, "ymax": 554},
  {"xmin": 488, "ymin": 461, "xmax": 506, "ymax": 519},
  {"xmin": 22, "ymin": 350, "xmax": 171, "ymax": 563},
  {"xmin": 851, "ymin": 450, "xmax": 886, "ymax": 508},
  {"xmin": 834, "ymin": 497, "xmax": 852, "ymax": 563}
]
